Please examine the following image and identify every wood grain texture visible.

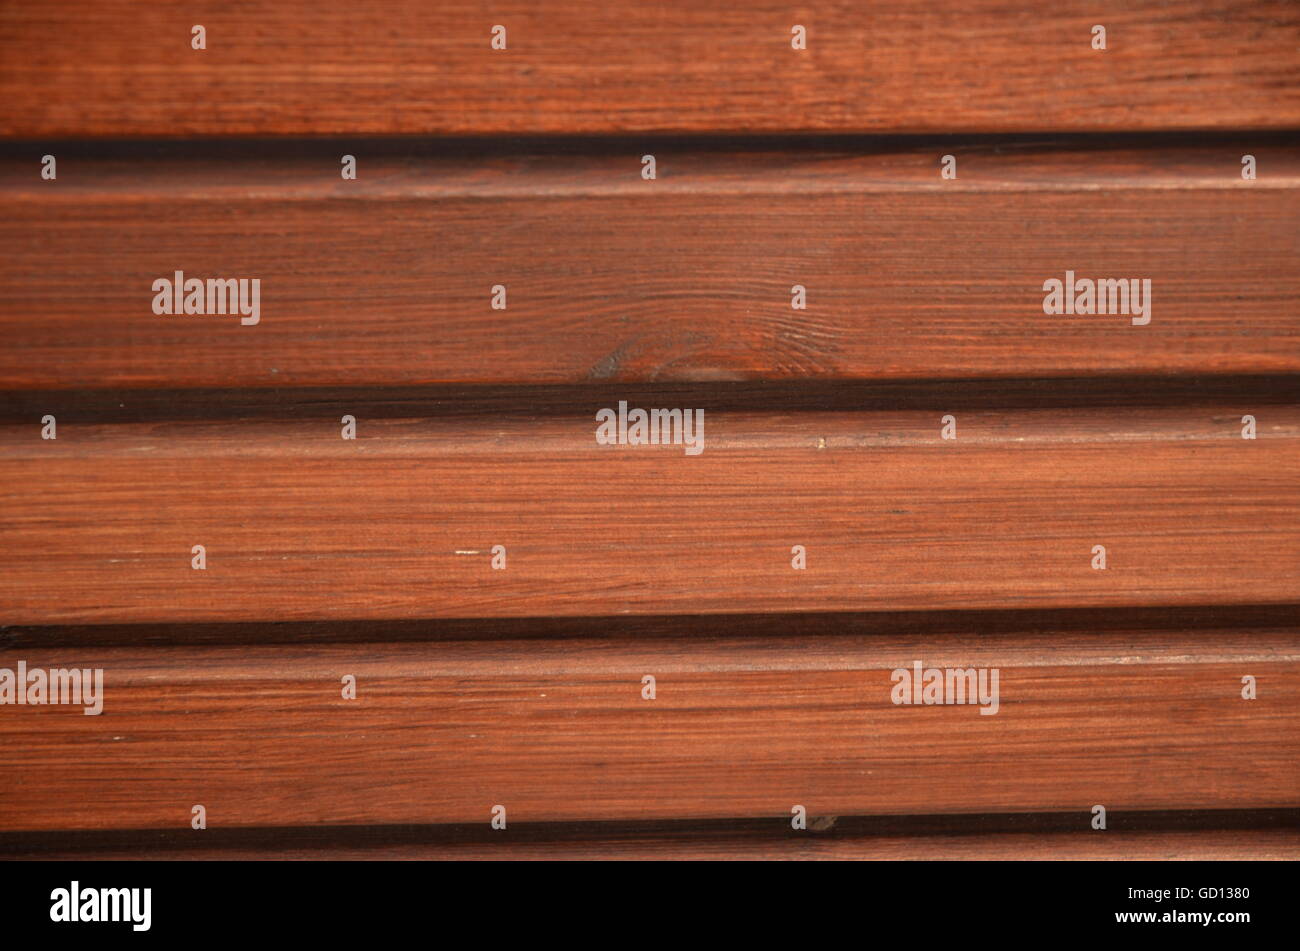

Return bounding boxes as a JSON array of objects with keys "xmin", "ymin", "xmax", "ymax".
[
  {"xmin": 2, "ymin": 401, "xmax": 1297, "ymax": 623},
  {"xmin": 3, "ymin": 139, "xmax": 1298, "ymax": 389},
  {"xmin": 4, "ymin": 0, "xmax": 1295, "ymax": 865},
  {"xmin": 2, "ymin": 2, "xmax": 1298, "ymax": 137},
  {"xmin": 1, "ymin": 630, "xmax": 1295, "ymax": 830}
]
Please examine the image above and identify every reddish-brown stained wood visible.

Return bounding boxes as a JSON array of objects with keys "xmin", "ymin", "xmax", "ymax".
[
  {"xmin": 0, "ymin": 630, "xmax": 1295, "ymax": 829},
  {"xmin": 2, "ymin": 2, "xmax": 1298, "ymax": 137},
  {"xmin": 4, "ymin": 0, "xmax": 1295, "ymax": 865},
  {"xmin": 2, "ymin": 140, "xmax": 1297, "ymax": 389},
  {"xmin": 1, "ymin": 403, "xmax": 1297, "ymax": 623}
]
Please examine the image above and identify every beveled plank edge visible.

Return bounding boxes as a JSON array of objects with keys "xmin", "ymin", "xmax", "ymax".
[
  {"xmin": 4, "ymin": 376, "xmax": 1299, "ymax": 422},
  {"xmin": 3, "ymin": 810, "xmax": 1296, "ymax": 861},
  {"xmin": 4, "ymin": 626, "xmax": 1300, "ymax": 677},
  {"xmin": 5, "ymin": 604, "xmax": 1299, "ymax": 649},
  {"xmin": 3, "ymin": 134, "xmax": 1299, "ymax": 200}
]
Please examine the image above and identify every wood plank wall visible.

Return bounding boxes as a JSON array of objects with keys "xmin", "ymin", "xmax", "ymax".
[{"xmin": 1, "ymin": 1, "xmax": 1297, "ymax": 860}]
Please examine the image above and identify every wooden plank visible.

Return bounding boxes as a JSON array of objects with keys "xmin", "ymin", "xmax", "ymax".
[
  {"xmin": 2, "ymin": 2, "xmax": 1298, "ymax": 137},
  {"xmin": 2, "ymin": 402, "xmax": 1297, "ymax": 623},
  {"xmin": 3, "ymin": 139, "xmax": 1297, "ymax": 389},
  {"xmin": 1, "ymin": 630, "xmax": 1295, "ymax": 829}
]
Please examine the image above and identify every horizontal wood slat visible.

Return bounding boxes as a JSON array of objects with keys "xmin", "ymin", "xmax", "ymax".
[
  {"xmin": 2, "ymin": 2, "xmax": 1298, "ymax": 137},
  {"xmin": 1, "ymin": 630, "xmax": 1295, "ymax": 830},
  {"xmin": 2, "ymin": 140, "xmax": 1298, "ymax": 389},
  {"xmin": 6, "ymin": 0, "xmax": 1295, "ymax": 866},
  {"xmin": 2, "ymin": 403, "xmax": 1297, "ymax": 623}
]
